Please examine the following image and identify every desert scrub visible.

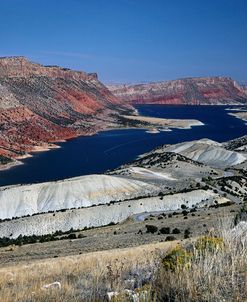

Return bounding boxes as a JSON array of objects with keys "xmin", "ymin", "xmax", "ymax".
[
  {"xmin": 195, "ymin": 236, "xmax": 224, "ymax": 254},
  {"xmin": 184, "ymin": 228, "xmax": 191, "ymax": 239},
  {"xmin": 159, "ymin": 227, "xmax": 170, "ymax": 234},
  {"xmin": 165, "ymin": 236, "xmax": 176, "ymax": 241},
  {"xmin": 0, "ymin": 242, "xmax": 169, "ymax": 302},
  {"xmin": 172, "ymin": 228, "xmax": 181, "ymax": 234},
  {"xmin": 154, "ymin": 224, "xmax": 247, "ymax": 302},
  {"xmin": 161, "ymin": 245, "xmax": 191, "ymax": 272},
  {"xmin": 234, "ymin": 201, "xmax": 247, "ymax": 225},
  {"xmin": 145, "ymin": 225, "xmax": 158, "ymax": 234}
]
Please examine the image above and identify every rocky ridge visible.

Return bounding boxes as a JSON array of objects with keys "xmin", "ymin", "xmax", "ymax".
[
  {"xmin": 107, "ymin": 77, "xmax": 247, "ymax": 105},
  {"xmin": 0, "ymin": 57, "xmax": 133, "ymax": 164}
]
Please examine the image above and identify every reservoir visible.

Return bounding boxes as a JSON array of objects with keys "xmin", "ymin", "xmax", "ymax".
[{"xmin": 0, "ymin": 105, "xmax": 246, "ymax": 186}]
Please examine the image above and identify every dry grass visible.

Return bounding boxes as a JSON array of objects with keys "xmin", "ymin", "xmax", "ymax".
[
  {"xmin": 0, "ymin": 241, "xmax": 176, "ymax": 302},
  {"xmin": 154, "ymin": 218, "xmax": 247, "ymax": 302},
  {"xmin": 1, "ymin": 216, "xmax": 247, "ymax": 302}
]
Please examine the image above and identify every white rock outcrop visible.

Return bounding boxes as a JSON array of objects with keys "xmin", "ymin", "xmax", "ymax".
[
  {"xmin": 0, "ymin": 189, "xmax": 217, "ymax": 238},
  {"xmin": 163, "ymin": 139, "xmax": 247, "ymax": 168},
  {"xmin": 0, "ymin": 175, "xmax": 158, "ymax": 219}
]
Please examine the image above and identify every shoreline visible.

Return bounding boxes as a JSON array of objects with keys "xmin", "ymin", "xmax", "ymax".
[
  {"xmin": 0, "ymin": 160, "xmax": 23, "ymax": 171},
  {"xmin": 1, "ymin": 105, "xmax": 245, "ymax": 173},
  {"xmin": 228, "ymin": 112, "xmax": 247, "ymax": 123},
  {"xmin": 1, "ymin": 106, "xmax": 245, "ymax": 170},
  {"xmin": 0, "ymin": 144, "xmax": 62, "ymax": 172},
  {"xmin": 0, "ymin": 114, "xmax": 204, "ymax": 172},
  {"xmin": 121, "ymin": 115, "xmax": 204, "ymax": 131},
  {"xmin": 134, "ymin": 102, "xmax": 247, "ymax": 106}
]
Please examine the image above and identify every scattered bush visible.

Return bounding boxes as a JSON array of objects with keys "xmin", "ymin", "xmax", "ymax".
[
  {"xmin": 195, "ymin": 236, "xmax": 224, "ymax": 254},
  {"xmin": 68, "ymin": 233, "xmax": 77, "ymax": 240},
  {"xmin": 159, "ymin": 227, "xmax": 170, "ymax": 234},
  {"xmin": 154, "ymin": 230, "xmax": 246, "ymax": 302},
  {"xmin": 182, "ymin": 210, "xmax": 188, "ymax": 216},
  {"xmin": 165, "ymin": 236, "xmax": 176, "ymax": 242},
  {"xmin": 172, "ymin": 228, "xmax": 181, "ymax": 234},
  {"xmin": 184, "ymin": 229, "xmax": 191, "ymax": 239},
  {"xmin": 234, "ymin": 202, "xmax": 247, "ymax": 225},
  {"xmin": 162, "ymin": 245, "xmax": 191, "ymax": 271},
  {"xmin": 145, "ymin": 225, "xmax": 158, "ymax": 234}
]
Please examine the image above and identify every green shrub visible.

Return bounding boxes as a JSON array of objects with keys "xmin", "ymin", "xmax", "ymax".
[
  {"xmin": 234, "ymin": 202, "xmax": 247, "ymax": 225},
  {"xmin": 68, "ymin": 233, "xmax": 77, "ymax": 240},
  {"xmin": 195, "ymin": 236, "xmax": 224, "ymax": 253},
  {"xmin": 165, "ymin": 236, "xmax": 176, "ymax": 242},
  {"xmin": 172, "ymin": 228, "xmax": 181, "ymax": 234},
  {"xmin": 146, "ymin": 225, "xmax": 158, "ymax": 233},
  {"xmin": 182, "ymin": 210, "xmax": 188, "ymax": 216},
  {"xmin": 184, "ymin": 229, "xmax": 191, "ymax": 239},
  {"xmin": 160, "ymin": 227, "xmax": 170, "ymax": 234},
  {"xmin": 162, "ymin": 245, "xmax": 191, "ymax": 271}
]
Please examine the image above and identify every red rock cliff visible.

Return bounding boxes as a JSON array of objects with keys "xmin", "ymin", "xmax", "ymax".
[
  {"xmin": 107, "ymin": 77, "xmax": 247, "ymax": 105},
  {"xmin": 0, "ymin": 57, "xmax": 132, "ymax": 164}
]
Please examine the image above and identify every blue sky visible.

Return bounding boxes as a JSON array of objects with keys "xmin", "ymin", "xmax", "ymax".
[{"xmin": 0, "ymin": 0, "xmax": 247, "ymax": 83}]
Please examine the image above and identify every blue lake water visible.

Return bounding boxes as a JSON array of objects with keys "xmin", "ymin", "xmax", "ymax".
[{"xmin": 0, "ymin": 105, "xmax": 246, "ymax": 187}]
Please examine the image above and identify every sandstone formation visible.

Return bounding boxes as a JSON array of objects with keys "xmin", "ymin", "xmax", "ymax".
[
  {"xmin": 0, "ymin": 56, "xmax": 133, "ymax": 165},
  {"xmin": 107, "ymin": 77, "xmax": 247, "ymax": 105}
]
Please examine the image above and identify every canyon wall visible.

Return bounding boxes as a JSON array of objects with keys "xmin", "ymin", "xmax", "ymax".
[
  {"xmin": 108, "ymin": 77, "xmax": 247, "ymax": 105},
  {"xmin": 0, "ymin": 57, "xmax": 132, "ymax": 164}
]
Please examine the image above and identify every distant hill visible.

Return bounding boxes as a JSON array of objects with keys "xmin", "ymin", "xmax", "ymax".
[
  {"xmin": 107, "ymin": 77, "xmax": 247, "ymax": 105},
  {"xmin": 0, "ymin": 56, "xmax": 132, "ymax": 164}
]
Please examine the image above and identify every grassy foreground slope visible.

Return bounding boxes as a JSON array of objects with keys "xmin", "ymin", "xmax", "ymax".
[{"xmin": 1, "ymin": 213, "xmax": 247, "ymax": 302}]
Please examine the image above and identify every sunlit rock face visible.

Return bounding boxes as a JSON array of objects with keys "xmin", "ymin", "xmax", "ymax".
[
  {"xmin": 0, "ymin": 57, "xmax": 133, "ymax": 164},
  {"xmin": 108, "ymin": 77, "xmax": 247, "ymax": 105}
]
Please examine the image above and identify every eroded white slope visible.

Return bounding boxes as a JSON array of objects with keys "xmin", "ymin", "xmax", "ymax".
[
  {"xmin": 0, "ymin": 190, "xmax": 218, "ymax": 238},
  {"xmin": 163, "ymin": 139, "xmax": 247, "ymax": 168},
  {"xmin": 129, "ymin": 167, "xmax": 176, "ymax": 180},
  {"xmin": 0, "ymin": 175, "xmax": 158, "ymax": 219}
]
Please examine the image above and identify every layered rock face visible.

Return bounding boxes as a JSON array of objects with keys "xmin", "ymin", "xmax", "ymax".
[
  {"xmin": 0, "ymin": 57, "xmax": 132, "ymax": 163},
  {"xmin": 108, "ymin": 77, "xmax": 247, "ymax": 105}
]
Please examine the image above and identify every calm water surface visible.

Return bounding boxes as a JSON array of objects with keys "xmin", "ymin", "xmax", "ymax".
[{"xmin": 0, "ymin": 105, "xmax": 246, "ymax": 186}]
